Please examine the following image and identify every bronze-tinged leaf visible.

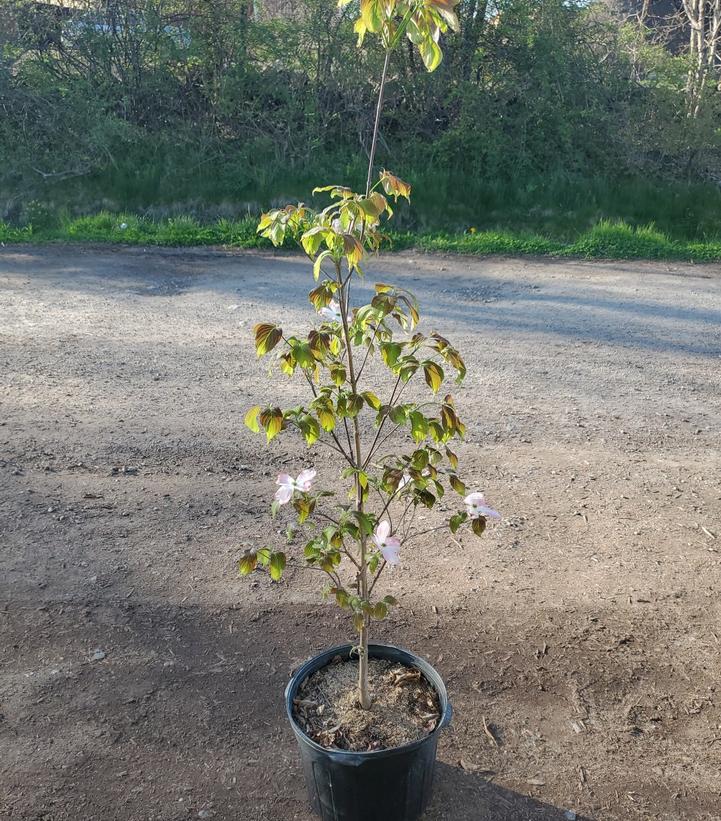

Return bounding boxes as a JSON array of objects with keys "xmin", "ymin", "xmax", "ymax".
[
  {"xmin": 343, "ymin": 234, "xmax": 364, "ymax": 268},
  {"xmin": 471, "ymin": 516, "xmax": 487, "ymax": 537},
  {"xmin": 238, "ymin": 551, "xmax": 258, "ymax": 576},
  {"xmin": 379, "ymin": 170, "xmax": 412, "ymax": 201},
  {"xmin": 428, "ymin": 0, "xmax": 461, "ymax": 31},
  {"xmin": 449, "ymin": 475, "xmax": 466, "ymax": 496},
  {"xmin": 423, "ymin": 361, "xmax": 444, "ymax": 394},
  {"xmin": 445, "ymin": 446, "xmax": 459, "ymax": 470},
  {"xmin": 308, "ymin": 280, "xmax": 337, "ymax": 310},
  {"xmin": 244, "ymin": 405, "xmax": 261, "ymax": 433},
  {"xmin": 279, "ymin": 352, "xmax": 295, "ymax": 376},
  {"xmin": 259, "ymin": 407, "xmax": 283, "ymax": 442},
  {"xmin": 254, "ymin": 323, "xmax": 282, "ymax": 357}
]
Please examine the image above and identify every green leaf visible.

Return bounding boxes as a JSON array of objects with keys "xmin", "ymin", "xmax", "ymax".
[
  {"xmin": 409, "ymin": 410, "xmax": 428, "ymax": 442},
  {"xmin": 383, "ymin": 595, "xmax": 398, "ymax": 605},
  {"xmin": 269, "ymin": 551, "xmax": 286, "ymax": 581},
  {"xmin": 362, "ymin": 391, "xmax": 381, "ymax": 410},
  {"xmin": 254, "ymin": 323, "xmax": 282, "ymax": 356},
  {"xmin": 418, "ymin": 34, "xmax": 443, "ymax": 71},
  {"xmin": 299, "ymin": 414, "xmax": 320, "ymax": 446},
  {"xmin": 358, "ymin": 193, "xmax": 386, "ymax": 219},
  {"xmin": 313, "ymin": 249, "xmax": 333, "ymax": 281},
  {"xmin": 354, "ymin": 511, "xmax": 375, "ymax": 538},
  {"xmin": 381, "ymin": 342, "xmax": 402, "ymax": 368},
  {"xmin": 238, "ymin": 551, "xmax": 257, "ymax": 576},
  {"xmin": 301, "ymin": 226, "xmax": 329, "ymax": 256},
  {"xmin": 449, "ymin": 512, "xmax": 466, "ymax": 534},
  {"xmin": 244, "ymin": 405, "xmax": 261, "ymax": 433},
  {"xmin": 352, "ymin": 611, "xmax": 365, "ymax": 632},
  {"xmin": 423, "ymin": 361, "xmax": 444, "ymax": 394},
  {"xmin": 399, "ymin": 360, "xmax": 419, "ymax": 383},
  {"xmin": 317, "ymin": 407, "xmax": 336, "ymax": 432},
  {"xmin": 292, "ymin": 340, "xmax": 316, "ymax": 369},
  {"xmin": 372, "ymin": 601, "xmax": 388, "ymax": 620},
  {"xmin": 360, "ymin": 0, "xmax": 383, "ymax": 32},
  {"xmin": 428, "ymin": 420, "xmax": 445, "ymax": 442},
  {"xmin": 333, "ymin": 587, "xmax": 351, "ymax": 608},
  {"xmin": 346, "ymin": 393, "xmax": 364, "ymax": 417},
  {"xmin": 293, "ymin": 496, "xmax": 316, "ymax": 524},
  {"xmin": 330, "ymin": 363, "xmax": 347, "ymax": 386}
]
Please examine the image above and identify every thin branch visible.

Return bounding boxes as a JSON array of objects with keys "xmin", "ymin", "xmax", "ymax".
[
  {"xmin": 362, "ymin": 373, "xmax": 403, "ymax": 468},
  {"xmin": 368, "ymin": 560, "xmax": 388, "ymax": 597}
]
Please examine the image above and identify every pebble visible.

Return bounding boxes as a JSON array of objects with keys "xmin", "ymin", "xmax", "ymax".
[
  {"xmin": 564, "ymin": 812, "xmax": 577, "ymax": 821},
  {"xmin": 91, "ymin": 649, "xmax": 106, "ymax": 661}
]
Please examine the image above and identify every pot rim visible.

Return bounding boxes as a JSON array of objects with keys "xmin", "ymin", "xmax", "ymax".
[{"xmin": 284, "ymin": 641, "xmax": 453, "ymax": 761}]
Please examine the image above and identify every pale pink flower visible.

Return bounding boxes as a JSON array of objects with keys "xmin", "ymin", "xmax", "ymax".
[
  {"xmin": 464, "ymin": 492, "xmax": 501, "ymax": 520},
  {"xmin": 275, "ymin": 468, "xmax": 317, "ymax": 505},
  {"xmin": 318, "ymin": 299, "xmax": 341, "ymax": 323},
  {"xmin": 372, "ymin": 520, "xmax": 401, "ymax": 565}
]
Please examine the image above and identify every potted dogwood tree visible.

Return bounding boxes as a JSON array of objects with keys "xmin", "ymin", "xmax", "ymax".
[{"xmin": 241, "ymin": 1, "xmax": 499, "ymax": 818}]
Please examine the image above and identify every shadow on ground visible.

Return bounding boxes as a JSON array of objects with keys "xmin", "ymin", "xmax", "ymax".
[
  {"xmin": 429, "ymin": 763, "xmax": 589, "ymax": 820},
  {"xmin": 2, "ymin": 594, "xmax": 701, "ymax": 820}
]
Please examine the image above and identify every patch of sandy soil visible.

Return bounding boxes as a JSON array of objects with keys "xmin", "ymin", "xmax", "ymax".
[{"xmin": 1, "ymin": 245, "xmax": 720, "ymax": 820}]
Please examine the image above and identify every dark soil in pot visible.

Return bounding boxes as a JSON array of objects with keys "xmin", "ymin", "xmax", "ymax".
[{"xmin": 293, "ymin": 655, "xmax": 441, "ymax": 751}]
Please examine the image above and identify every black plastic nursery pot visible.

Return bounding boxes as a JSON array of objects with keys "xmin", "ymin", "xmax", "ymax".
[{"xmin": 285, "ymin": 643, "xmax": 453, "ymax": 821}]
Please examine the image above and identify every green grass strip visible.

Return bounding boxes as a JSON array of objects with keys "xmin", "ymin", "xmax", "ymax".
[{"xmin": 3, "ymin": 213, "xmax": 721, "ymax": 263}]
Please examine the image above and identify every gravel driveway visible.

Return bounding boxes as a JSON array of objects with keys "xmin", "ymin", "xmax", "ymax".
[{"xmin": 1, "ymin": 245, "xmax": 720, "ymax": 820}]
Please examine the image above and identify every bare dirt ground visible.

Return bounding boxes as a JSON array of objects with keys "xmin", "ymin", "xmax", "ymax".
[{"xmin": 1, "ymin": 245, "xmax": 721, "ymax": 821}]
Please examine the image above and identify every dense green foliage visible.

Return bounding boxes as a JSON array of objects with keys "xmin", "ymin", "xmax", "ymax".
[{"xmin": 2, "ymin": 0, "xmax": 721, "ymax": 244}]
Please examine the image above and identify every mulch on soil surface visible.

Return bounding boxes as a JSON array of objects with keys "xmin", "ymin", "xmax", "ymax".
[{"xmin": 294, "ymin": 656, "xmax": 440, "ymax": 751}]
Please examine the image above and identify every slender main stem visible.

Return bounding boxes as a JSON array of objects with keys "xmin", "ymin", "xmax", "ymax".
[
  {"xmin": 336, "ymin": 259, "xmax": 371, "ymax": 710},
  {"xmin": 350, "ymin": 46, "xmax": 394, "ymax": 711},
  {"xmin": 365, "ymin": 49, "xmax": 391, "ymax": 197}
]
